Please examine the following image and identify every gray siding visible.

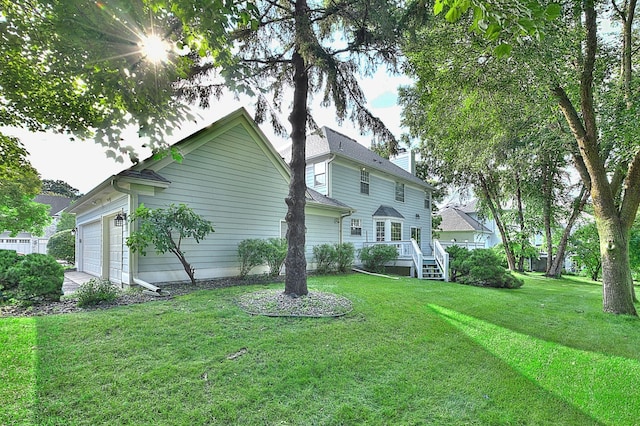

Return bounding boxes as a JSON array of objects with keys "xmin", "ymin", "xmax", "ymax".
[
  {"xmin": 330, "ymin": 159, "xmax": 432, "ymax": 254},
  {"xmin": 305, "ymin": 210, "xmax": 341, "ymax": 267},
  {"xmin": 136, "ymin": 124, "xmax": 290, "ymax": 281}
]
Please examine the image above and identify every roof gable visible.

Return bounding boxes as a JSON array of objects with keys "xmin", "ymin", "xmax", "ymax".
[
  {"xmin": 281, "ymin": 127, "xmax": 432, "ymax": 189},
  {"xmin": 438, "ymin": 206, "xmax": 491, "ymax": 233}
]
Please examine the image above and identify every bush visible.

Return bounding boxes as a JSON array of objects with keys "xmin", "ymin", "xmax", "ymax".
[
  {"xmin": 335, "ymin": 243, "xmax": 355, "ymax": 273},
  {"xmin": 238, "ymin": 239, "xmax": 267, "ymax": 278},
  {"xmin": 313, "ymin": 244, "xmax": 337, "ymax": 274},
  {"xmin": 76, "ymin": 278, "xmax": 119, "ymax": 307},
  {"xmin": 454, "ymin": 249, "xmax": 524, "ymax": 289},
  {"xmin": 359, "ymin": 245, "xmax": 398, "ymax": 273},
  {"xmin": 237, "ymin": 238, "xmax": 287, "ymax": 278},
  {"xmin": 47, "ymin": 229, "xmax": 75, "ymax": 263},
  {"xmin": 446, "ymin": 245, "xmax": 471, "ymax": 282},
  {"xmin": 0, "ymin": 249, "xmax": 20, "ymax": 290},
  {"xmin": 263, "ymin": 238, "xmax": 287, "ymax": 277},
  {"xmin": 7, "ymin": 253, "xmax": 64, "ymax": 303}
]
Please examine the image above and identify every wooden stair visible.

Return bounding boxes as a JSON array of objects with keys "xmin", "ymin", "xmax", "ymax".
[{"xmin": 422, "ymin": 259, "xmax": 444, "ymax": 280}]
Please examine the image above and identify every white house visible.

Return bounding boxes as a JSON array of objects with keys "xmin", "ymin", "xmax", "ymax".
[
  {"xmin": 69, "ymin": 108, "xmax": 447, "ymax": 287},
  {"xmin": 0, "ymin": 194, "xmax": 71, "ymax": 255}
]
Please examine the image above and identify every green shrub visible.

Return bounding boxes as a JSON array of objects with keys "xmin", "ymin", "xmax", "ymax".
[
  {"xmin": 237, "ymin": 239, "xmax": 267, "ymax": 278},
  {"xmin": 446, "ymin": 245, "xmax": 471, "ymax": 282},
  {"xmin": 335, "ymin": 243, "xmax": 355, "ymax": 273},
  {"xmin": 76, "ymin": 278, "xmax": 119, "ymax": 307},
  {"xmin": 359, "ymin": 245, "xmax": 398, "ymax": 273},
  {"xmin": 456, "ymin": 249, "xmax": 524, "ymax": 289},
  {"xmin": 7, "ymin": 253, "xmax": 64, "ymax": 303},
  {"xmin": 263, "ymin": 238, "xmax": 287, "ymax": 277},
  {"xmin": 47, "ymin": 229, "xmax": 75, "ymax": 263},
  {"xmin": 0, "ymin": 249, "xmax": 20, "ymax": 290},
  {"xmin": 313, "ymin": 244, "xmax": 337, "ymax": 274}
]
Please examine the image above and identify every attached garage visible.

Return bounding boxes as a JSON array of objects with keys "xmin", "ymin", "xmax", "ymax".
[{"xmin": 80, "ymin": 220, "xmax": 102, "ymax": 277}]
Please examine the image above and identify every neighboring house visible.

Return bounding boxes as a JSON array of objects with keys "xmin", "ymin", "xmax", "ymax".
[
  {"xmin": 281, "ymin": 127, "xmax": 447, "ymax": 280},
  {"xmin": 0, "ymin": 194, "xmax": 71, "ymax": 255},
  {"xmin": 436, "ymin": 200, "xmax": 499, "ymax": 250},
  {"xmin": 68, "ymin": 108, "xmax": 354, "ymax": 287}
]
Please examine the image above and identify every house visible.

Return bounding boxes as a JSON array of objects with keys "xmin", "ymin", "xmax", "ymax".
[
  {"xmin": 68, "ymin": 108, "xmax": 447, "ymax": 287},
  {"xmin": 281, "ymin": 127, "xmax": 447, "ymax": 279},
  {"xmin": 68, "ymin": 109, "xmax": 354, "ymax": 287},
  {"xmin": 0, "ymin": 194, "xmax": 71, "ymax": 254},
  {"xmin": 436, "ymin": 201, "xmax": 499, "ymax": 250}
]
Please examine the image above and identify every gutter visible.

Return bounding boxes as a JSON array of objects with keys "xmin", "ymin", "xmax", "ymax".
[{"xmin": 111, "ymin": 178, "xmax": 169, "ymax": 295}]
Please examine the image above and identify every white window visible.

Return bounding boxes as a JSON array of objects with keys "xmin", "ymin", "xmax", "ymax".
[
  {"xmin": 395, "ymin": 182, "xmax": 405, "ymax": 202},
  {"xmin": 361, "ymin": 169, "xmax": 370, "ymax": 195},
  {"xmin": 425, "ymin": 191, "xmax": 431, "ymax": 209},
  {"xmin": 314, "ymin": 162, "xmax": 326, "ymax": 186},
  {"xmin": 391, "ymin": 222, "xmax": 402, "ymax": 241},
  {"xmin": 375, "ymin": 221, "xmax": 385, "ymax": 241},
  {"xmin": 350, "ymin": 219, "xmax": 362, "ymax": 236}
]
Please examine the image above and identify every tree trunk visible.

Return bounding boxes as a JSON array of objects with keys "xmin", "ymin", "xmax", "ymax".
[
  {"xmin": 478, "ymin": 173, "xmax": 517, "ymax": 270},
  {"xmin": 598, "ymin": 216, "xmax": 636, "ymax": 314},
  {"xmin": 547, "ymin": 187, "xmax": 589, "ymax": 278},
  {"xmin": 541, "ymin": 162, "xmax": 554, "ymax": 274},
  {"xmin": 284, "ymin": 2, "xmax": 310, "ymax": 296},
  {"xmin": 515, "ymin": 173, "xmax": 527, "ymax": 272}
]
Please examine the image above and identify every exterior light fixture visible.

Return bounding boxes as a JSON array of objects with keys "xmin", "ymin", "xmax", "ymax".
[
  {"xmin": 415, "ymin": 214, "xmax": 420, "ymax": 219},
  {"xmin": 114, "ymin": 212, "xmax": 127, "ymax": 227},
  {"xmin": 70, "ymin": 227, "xmax": 77, "ymax": 236}
]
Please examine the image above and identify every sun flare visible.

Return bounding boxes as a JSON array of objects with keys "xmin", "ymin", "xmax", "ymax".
[{"xmin": 139, "ymin": 34, "xmax": 169, "ymax": 63}]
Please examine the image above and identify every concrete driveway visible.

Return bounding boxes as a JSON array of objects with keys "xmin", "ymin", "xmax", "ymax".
[{"xmin": 63, "ymin": 271, "xmax": 94, "ymax": 295}]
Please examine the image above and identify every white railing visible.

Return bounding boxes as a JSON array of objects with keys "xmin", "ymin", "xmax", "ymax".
[
  {"xmin": 410, "ymin": 238, "xmax": 423, "ymax": 279},
  {"xmin": 363, "ymin": 240, "xmax": 413, "ymax": 258},
  {"xmin": 439, "ymin": 241, "xmax": 486, "ymax": 250},
  {"xmin": 433, "ymin": 239, "xmax": 449, "ymax": 282},
  {"xmin": 363, "ymin": 240, "xmax": 424, "ymax": 279}
]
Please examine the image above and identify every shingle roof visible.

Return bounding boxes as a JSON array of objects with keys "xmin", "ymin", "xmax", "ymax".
[
  {"xmin": 281, "ymin": 127, "xmax": 431, "ymax": 189},
  {"xmin": 372, "ymin": 205, "xmax": 404, "ymax": 219},
  {"xmin": 34, "ymin": 194, "xmax": 72, "ymax": 216},
  {"xmin": 438, "ymin": 206, "xmax": 491, "ymax": 233},
  {"xmin": 306, "ymin": 188, "xmax": 353, "ymax": 210},
  {"xmin": 117, "ymin": 169, "xmax": 171, "ymax": 184}
]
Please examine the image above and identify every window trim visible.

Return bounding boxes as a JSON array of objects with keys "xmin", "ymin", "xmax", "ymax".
[
  {"xmin": 350, "ymin": 219, "xmax": 362, "ymax": 236},
  {"xmin": 391, "ymin": 221, "xmax": 402, "ymax": 241},
  {"xmin": 314, "ymin": 162, "xmax": 326, "ymax": 186},
  {"xmin": 360, "ymin": 169, "xmax": 370, "ymax": 195},
  {"xmin": 395, "ymin": 182, "xmax": 405, "ymax": 202}
]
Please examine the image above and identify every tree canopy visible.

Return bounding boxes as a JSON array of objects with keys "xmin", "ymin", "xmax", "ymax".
[{"xmin": 0, "ymin": 135, "xmax": 50, "ymax": 236}]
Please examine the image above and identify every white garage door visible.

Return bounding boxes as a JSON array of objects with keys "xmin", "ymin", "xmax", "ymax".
[
  {"xmin": 81, "ymin": 221, "xmax": 102, "ymax": 277},
  {"xmin": 108, "ymin": 217, "xmax": 123, "ymax": 284}
]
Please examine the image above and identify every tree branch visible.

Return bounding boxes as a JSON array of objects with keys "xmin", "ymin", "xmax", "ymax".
[{"xmin": 620, "ymin": 150, "xmax": 640, "ymax": 229}]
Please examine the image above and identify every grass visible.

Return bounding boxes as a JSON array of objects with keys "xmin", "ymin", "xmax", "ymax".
[{"xmin": 1, "ymin": 272, "xmax": 639, "ymax": 425}]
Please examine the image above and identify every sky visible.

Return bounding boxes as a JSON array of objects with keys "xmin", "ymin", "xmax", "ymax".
[{"xmin": 5, "ymin": 70, "xmax": 413, "ymax": 195}]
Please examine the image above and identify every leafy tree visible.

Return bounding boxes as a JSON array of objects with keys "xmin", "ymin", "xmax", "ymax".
[
  {"xmin": 179, "ymin": 0, "xmax": 405, "ymax": 296},
  {"xmin": 0, "ymin": 0, "xmax": 250, "ymax": 157},
  {"xmin": 569, "ymin": 222, "xmax": 602, "ymax": 281},
  {"xmin": 0, "ymin": 134, "xmax": 51, "ymax": 236},
  {"xmin": 55, "ymin": 212, "xmax": 76, "ymax": 233},
  {"xmin": 47, "ymin": 230, "xmax": 75, "ymax": 264},
  {"xmin": 42, "ymin": 180, "xmax": 82, "ymax": 200},
  {"xmin": 126, "ymin": 204, "xmax": 215, "ymax": 285},
  {"xmin": 437, "ymin": 0, "xmax": 640, "ymax": 314}
]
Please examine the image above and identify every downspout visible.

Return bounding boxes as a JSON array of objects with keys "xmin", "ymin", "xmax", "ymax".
[
  {"xmin": 326, "ymin": 154, "xmax": 336, "ymax": 197},
  {"xmin": 339, "ymin": 210, "xmax": 354, "ymax": 244},
  {"xmin": 111, "ymin": 177, "xmax": 168, "ymax": 296}
]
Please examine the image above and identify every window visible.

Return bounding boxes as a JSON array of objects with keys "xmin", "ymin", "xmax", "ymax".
[
  {"xmin": 424, "ymin": 191, "xmax": 431, "ymax": 209},
  {"xmin": 375, "ymin": 221, "xmax": 385, "ymax": 241},
  {"xmin": 391, "ymin": 222, "xmax": 402, "ymax": 241},
  {"xmin": 411, "ymin": 227, "xmax": 421, "ymax": 245},
  {"xmin": 314, "ymin": 162, "xmax": 326, "ymax": 186},
  {"xmin": 350, "ymin": 219, "xmax": 362, "ymax": 236},
  {"xmin": 395, "ymin": 182, "xmax": 405, "ymax": 202},
  {"xmin": 360, "ymin": 169, "xmax": 370, "ymax": 195}
]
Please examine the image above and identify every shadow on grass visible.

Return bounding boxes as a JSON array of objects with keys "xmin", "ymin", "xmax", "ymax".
[{"xmin": 429, "ymin": 304, "xmax": 640, "ymax": 426}]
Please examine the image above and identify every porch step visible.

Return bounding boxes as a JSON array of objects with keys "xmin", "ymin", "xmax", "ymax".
[{"xmin": 421, "ymin": 261, "xmax": 444, "ymax": 280}]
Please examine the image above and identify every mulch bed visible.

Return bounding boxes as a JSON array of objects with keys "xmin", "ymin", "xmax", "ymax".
[{"xmin": 0, "ymin": 275, "xmax": 353, "ymax": 318}]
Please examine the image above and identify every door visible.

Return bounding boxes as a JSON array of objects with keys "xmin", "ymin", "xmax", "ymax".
[{"xmin": 81, "ymin": 221, "xmax": 102, "ymax": 276}]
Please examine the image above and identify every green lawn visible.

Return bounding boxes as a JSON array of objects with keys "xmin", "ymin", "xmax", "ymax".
[{"xmin": 1, "ymin": 273, "xmax": 639, "ymax": 425}]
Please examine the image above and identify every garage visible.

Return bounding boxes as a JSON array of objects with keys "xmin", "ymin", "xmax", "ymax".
[{"xmin": 80, "ymin": 220, "xmax": 102, "ymax": 277}]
